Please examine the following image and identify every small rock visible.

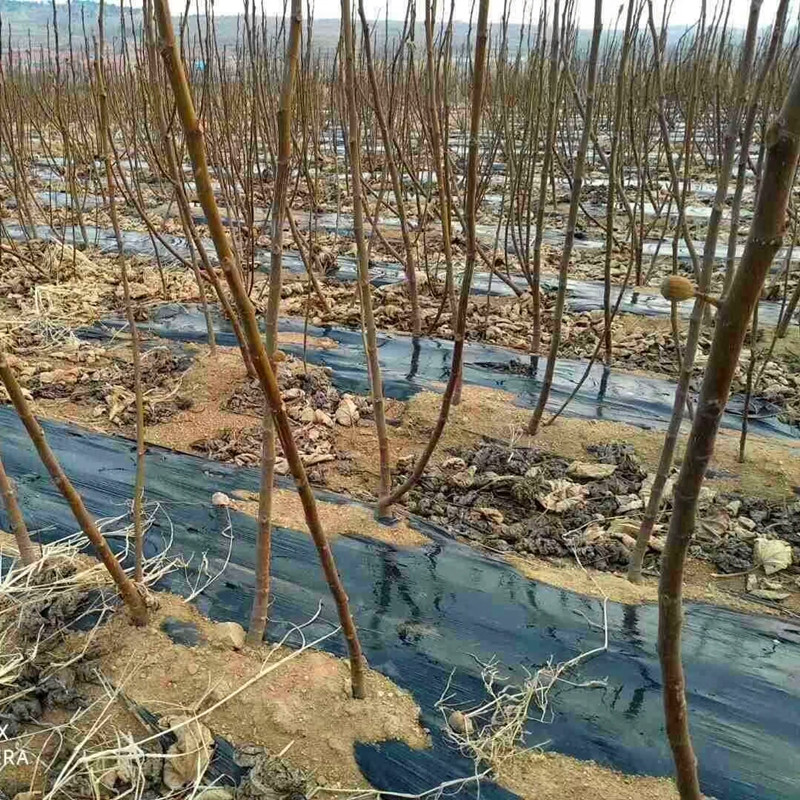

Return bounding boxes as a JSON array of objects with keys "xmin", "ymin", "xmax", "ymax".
[
  {"xmin": 448, "ymin": 710, "xmax": 474, "ymax": 735},
  {"xmin": 300, "ymin": 406, "xmax": 316, "ymax": 424},
  {"xmin": 450, "ymin": 467, "xmax": 477, "ymax": 489},
  {"xmin": 210, "ymin": 621, "xmax": 246, "ymax": 650},
  {"xmin": 197, "ymin": 790, "xmax": 234, "ymax": 800},
  {"xmin": 754, "ymin": 538, "xmax": 793, "ymax": 575},
  {"xmin": 187, "ymin": 663, "xmax": 199, "ymax": 676},
  {"xmin": 477, "ymin": 507, "xmax": 504, "ymax": 525},
  {"xmin": 649, "ymin": 535, "xmax": 666, "ymax": 553},
  {"xmin": 749, "ymin": 589, "xmax": 791, "ymax": 602},
  {"xmin": 212, "ymin": 492, "xmax": 231, "ymax": 507},
  {"xmin": 567, "ymin": 461, "xmax": 617, "ymax": 480},
  {"xmin": 738, "ymin": 516, "xmax": 756, "ymax": 531},
  {"xmin": 734, "ymin": 525, "xmax": 757, "ymax": 542},
  {"xmin": 441, "ymin": 457, "xmax": 467, "ymax": 471},
  {"xmin": 314, "ymin": 409, "xmax": 334, "ymax": 428},
  {"xmin": 335, "ymin": 397, "xmax": 360, "ymax": 427},
  {"xmin": 609, "ymin": 519, "xmax": 640, "ymax": 539},
  {"xmin": 746, "ymin": 573, "xmax": 760, "ymax": 592},
  {"xmin": 726, "ymin": 500, "xmax": 741, "ymax": 517},
  {"xmin": 697, "ymin": 486, "xmax": 716, "ymax": 508},
  {"xmin": 275, "ymin": 458, "xmax": 290, "ymax": 476},
  {"xmin": 616, "ymin": 494, "xmax": 643, "ymax": 513}
]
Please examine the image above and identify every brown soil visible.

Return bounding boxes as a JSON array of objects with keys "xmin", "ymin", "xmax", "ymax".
[
  {"xmin": 4, "ymin": 592, "xmax": 429, "ymax": 793},
  {"xmin": 230, "ymin": 487, "xmax": 428, "ymax": 547},
  {"xmin": 332, "ymin": 384, "xmax": 800, "ymax": 503},
  {"xmin": 507, "ymin": 551, "xmax": 800, "ymax": 618},
  {"xmin": 0, "ymin": 582, "xmax": 691, "ymax": 800},
  {"xmin": 495, "ymin": 751, "xmax": 678, "ymax": 800}
]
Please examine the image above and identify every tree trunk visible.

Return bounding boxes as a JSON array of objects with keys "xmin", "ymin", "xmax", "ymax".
[
  {"xmin": 528, "ymin": 0, "xmax": 603, "ymax": 435},
  {"xmin": 628, "ymin": 0, "xmax": 761, "ymax": 582},
  {"xmin": 377, "ymin": 0, "xmax": 490, "ymax": 514},
  {"xmin": 658, "ymin": 59, "xmax": 800, "ymax": 800},
  {"xmin": 94, "ymin": 13, "xmax": 146, "ymax": 584},
  {"xmin": 152, "ymin": 0, "xmax": 366, "ymax": 698},
  {"xmin": 358, "ymin": 0, "xmax": 420, "ymax": 339},
  {"xmin": 0, "ymin": 349, "xmax": 148, "ymax": 625},
  {"xmin": 340, "ymin": 0, "xmax": 392, "ymax": 508},
  {"xmin": 247, "ymin": 0, "xmax": 302, "ymax": 647},
  {"xmin": 530, "ymin": 0, "xmax": 560, "ymax": 366},
  {"xmin": 0, "ymin": 444, "xmax": 36, "ymax": 565}
]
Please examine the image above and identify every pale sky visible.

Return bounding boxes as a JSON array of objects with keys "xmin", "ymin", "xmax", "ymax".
[{"xmin": 168, "ymin": 0, "xmax": 789, "ymax": 27}]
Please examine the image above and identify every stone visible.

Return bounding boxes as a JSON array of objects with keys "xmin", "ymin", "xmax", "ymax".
[
  {"xmin": 738, "ymin": 516, "xmax": 756, "ymax": 531},
  {"xmin": 447, "ymin": 710, "xmax": 474, "ymax": 735},
  {"xmin": 749, "ymin": 589, "xmax": 791, "ymax": 602},
  {"xmin": 210, "ymin": 621, "xmax": 246, "ymax": 650},
  {"xmin": 567, "ymin": 461, "xmax": 617, "ymax": 480},
  {"xmin": 696, "ymin": 486, "xmax": 716, "ymax": 509},
  {"xmin": 746, "ymin": 573, "xmax": 760, "ymax": 592},
  {"xmin": 734, "ymin": 525, "xmax": 757, "ymax": 542},
  {"xmin": 450, "ymin": 467, "xmax": 477, "ymax": 489},
  {"xmin": 608, "ymin": 519, "xmax": 640, "ymax": 539},
  {"xmin": 441, "ymin": 457, "xmax": 467, "ymax": 471},
  {"xmin": 726, "ymin": 500, "xmax": 741, "ymax": 517},
  {"xmin": 649, "ymin": 535, "xmax": 666, "ymax": 553},
  {"xmin": 754, "ymin": 538, "xmax": 793, "ymax": 575},
  {"xmin": 299, "ymin": 406, "xmax": 316, "ymax": 424},
  {"xmin": 314, "ymin": 409, "xmax": 334, "ymax": 428},
  {"xmin": 211, "ymin": 492, "xmax": 231, "ymax": 507},
  {"xmin": 476, "ymin": 507, "xmax": 504, "ymax": 525},
  {"xmin": 335, "ymin": 397, "xmax": 360, "ymax": 427},
  {"xmin": 197, "ymin": 791, "xmax": 234, "ymax": 800},
  {"xmin": 616, "ymin": 494, "xmax": 643, "ymax": 514},
  {"xmin": 161, "ymin": 716, "xmax": 214, "ymax": 789}
]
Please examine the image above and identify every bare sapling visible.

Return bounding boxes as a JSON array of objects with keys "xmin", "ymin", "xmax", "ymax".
[
  {"xmin": 340, "ymin": 0, "xmax": 392, "ymax": 509},
  {"xmin": 628, "ymin": 0, "xmax": 761, "ymax": 582},
  {"xmin": 0, "ymin": 443, "xmax": 36, "ymax": 565},
  {"xmin": 94, "ymin": 3, "xmax": 146, "ymax": 583},
  {"xmin": 152, "ymin": 0, "xmax": 367, "ymax": 697},
  {"xmin": 658, "ymin": 59, "xmax": 800, "ymax": 800},
  {"xmin": 0, "ymin": 348, "xmax": 148, "ymax": 625},
  {"xmin": 378, "ymin": 0, "xmax": 490, "ymax": 515},
  {"xmin": 529, "ymin": 0, "xmax": 560, "ymax": 367},
  {"xmin": 358, "ymin": 0, "xmax": 420, "ymax": 338},
  {"xmin": 527, "ymin": 0, "xmax": 603, "ymax": 435},
  {"xmin": 248, "ymin": 0, "xmax": 303, "ymax": 646}
]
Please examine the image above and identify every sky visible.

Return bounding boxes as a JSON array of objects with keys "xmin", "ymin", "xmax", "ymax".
[{"xmin": 166, "ymin": 0, "xmax": 790, "ymax": 27}]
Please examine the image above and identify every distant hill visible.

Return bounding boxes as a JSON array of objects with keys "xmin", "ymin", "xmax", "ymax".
[
  {"xmin": 0, "ymin": 0, "xmax": 590, "ymax": 54},
  {"xmin": 0, "ymin": 0, "xmax": 739, "ymax": 56}
]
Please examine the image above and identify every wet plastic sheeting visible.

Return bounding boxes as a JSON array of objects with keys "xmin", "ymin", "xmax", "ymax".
[
  {"xmin": 107, "ymin": 304, "xmax": 800, "ymax": 440},
  {"xmin": 0, "ymin": 407, "xmax": 798, "ymax": 800},
  {"xmin": 7, "ymin": 221, "xmax": 792, "ymax": 325}
]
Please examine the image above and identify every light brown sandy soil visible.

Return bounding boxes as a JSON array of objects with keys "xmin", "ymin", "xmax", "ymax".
[
  {"xmin": 229, "ymin": 487, "xmax": 427, "ymax": 547},
  {"xmin": 495, "ymin": 751, "xmax": 678, "ymax": 800},
  {"xmin": 83, "ymin": 594, "xmax": 428, "ymax": 788}
]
